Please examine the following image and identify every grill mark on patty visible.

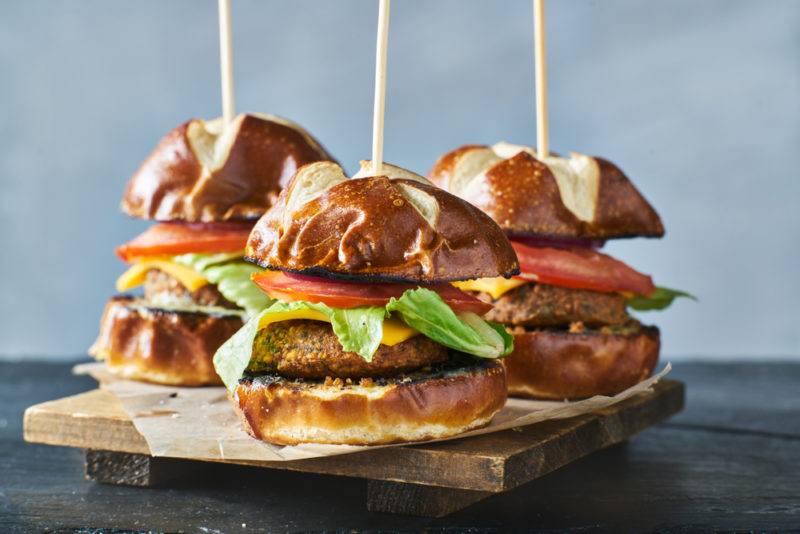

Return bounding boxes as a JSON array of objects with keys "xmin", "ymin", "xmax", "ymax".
[
  {"xmin": 509, "ymin": 319, "xmax": 645, "ymax": 337},
  {"xmin": 248, "ymin": 319, "xmax": 449, "ymax": 379},
  {"xmin": 479, "ymin": 282, "xmax": 630, "ymax": 327},
  {"xmin": 143, "ymin": 269, "xmax": 238, "ymax": 309},
  {"xmin": 242, "ymin": 353, "xmax": 492, "ymax": 388}
]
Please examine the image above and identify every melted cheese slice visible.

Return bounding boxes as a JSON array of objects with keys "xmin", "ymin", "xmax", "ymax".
[
  {"xmin": 452, "ymin": 277, "xmax": 528, "ymax": 300},
  {"xmin": 117, "ymin": 258, "xmax": 419, "ymax": 346},
  {"xmin": 116, "ymin": 258, "xmax": 208, "ymax": 293},
  {"xmin": 257, "ymin": 309, "xmax": 418, "ymax": 346}
]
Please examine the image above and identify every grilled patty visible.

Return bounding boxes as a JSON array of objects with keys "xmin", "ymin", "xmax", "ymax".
[
  {"xmin": 143, "ymin": 269, "xmax": 238, "ymax": 309},
  {"xmin": 247, "ymin": 320, "xmax": 449, "ymax": 379},
  {"xmin": 479, "ymin": 283, "xmax": 629, "ymax": 327}
]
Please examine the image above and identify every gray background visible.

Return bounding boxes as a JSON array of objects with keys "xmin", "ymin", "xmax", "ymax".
[{"xmin": 0, "ymin": 0, "xmax": 797, "ymax": 360}]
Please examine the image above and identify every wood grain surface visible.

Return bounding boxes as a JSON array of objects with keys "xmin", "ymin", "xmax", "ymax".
[
  {"xmin": 3, "ymin": 360, "xmax": 799, "ymax": 531},
  {"xmin": 23, "ymin": 380, "xmax": 684, "ymax": 494}
]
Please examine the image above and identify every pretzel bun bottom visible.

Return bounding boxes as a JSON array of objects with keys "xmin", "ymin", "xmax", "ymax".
[
  {"xmin": 505, "ymin": 326, "xmax": 660, "ymax": 400},
  {"xmin": 89, "ymin": 296, "xmax": 243, "ymax": 386},
  {"xmin": 233, "ymin": 360, "xmax": 507, "ymax": 445}
]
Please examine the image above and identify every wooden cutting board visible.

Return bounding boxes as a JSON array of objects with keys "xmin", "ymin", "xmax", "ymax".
[{"xmin": 23, "ymin": 380, "xmax": 684, "ymax": 517}]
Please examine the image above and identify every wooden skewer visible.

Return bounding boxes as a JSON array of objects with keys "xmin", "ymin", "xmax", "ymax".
[
  {"xmin": 218, "ymin": 0, "xmax": 236, "ymax": 127},
  {"xmin": 533, "ymin": 0, "xmax": 548, "ymax": 159},
  {"xmin": 371, "ymin": 0, "xmax": 391, "ymax": 175}
]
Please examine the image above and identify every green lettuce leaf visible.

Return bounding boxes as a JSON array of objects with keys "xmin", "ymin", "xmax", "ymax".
[
  {"xmin": 172, "ymin": 253, "xmax": 273, "ymax": 316},
  {"xmin": 214, "ymin": 288, "xmax": 515, "ymax": 389},
  {"xmin": 213, "ymin": 309, "xmax": 265, "ymax": 391},
  {"xmin": 628, "ymin": 286, "xmax": 697, "ymax": 311},
  {"xmin": 484, "ymin": 319, "xmax": 516, "ymax": 353},
  {"xmin": 386, "ymin": 287, "xmax": 513, "ymax": 358},
  {"xmin": 213, "ymin": 300, "xmax": 332, "ymax": 391},
  {"xmin": 203, "ymin": 263, "xmax": 273, "ymax": 316},
  {"xmin": 329, "ymin": 307, "xmax": 387, "ymax": 362},
  {"xmin": 172, "ymin": 252, "xmax": 242, "ymax": 271}
]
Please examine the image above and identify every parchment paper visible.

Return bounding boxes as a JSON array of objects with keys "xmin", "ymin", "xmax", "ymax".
[{"xmin": 74, "ymin": 362, "xmax": 671, "ymax": 462}]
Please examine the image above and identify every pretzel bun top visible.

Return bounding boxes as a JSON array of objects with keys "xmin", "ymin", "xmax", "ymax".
[
  {"xmin": 428, "ymin": 142, "xmax": 664, "ymax": 240},
  {"xmin": 245, "ymin": 160, "xmax": 520, "ymax": 283},
  {"xmin": 121, "ymin": 113, "xmax": 334, "ymax": 222}
]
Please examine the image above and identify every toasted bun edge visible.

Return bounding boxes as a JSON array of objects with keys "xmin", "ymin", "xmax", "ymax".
[
  {"xmin": 89, "ymin": 296, "xmax": 242, "ymax": 386},
  {"xmin": 504, "ymin": 326, "xmax": 660, "ymax": 399},
  {"xmin": 233, "ymin": 360, "xmax": 507, "ymax": 445}
]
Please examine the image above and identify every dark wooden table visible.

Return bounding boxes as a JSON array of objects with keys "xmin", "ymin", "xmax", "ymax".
[{"xmin": 2, "ymin": 360, "xmax": 798, "ymax": 532}]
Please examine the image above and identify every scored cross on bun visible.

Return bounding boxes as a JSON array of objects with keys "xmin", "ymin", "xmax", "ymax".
[
  {"xmin": 94, "ymin": 113, "xmax": 334, "ymax": 387},
  {"xmin": 428, "ymin": 142, "xmax": 664, "ymax": 240},
  {"xmin": 122, "ymin": 113, "xmax": 334, "ymax": 222},
  {"xmin": 428, "ymin": 142, "xmax": 673, "ymax": 401},
  {"xmin": 245, "ymin": 160, "xmax": 520, "ymax": 283}
]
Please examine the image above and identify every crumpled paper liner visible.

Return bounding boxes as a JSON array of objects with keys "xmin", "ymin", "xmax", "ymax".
[{"xmin": 73, "ymin": 362, "xmax": 671, "ymax": 462}]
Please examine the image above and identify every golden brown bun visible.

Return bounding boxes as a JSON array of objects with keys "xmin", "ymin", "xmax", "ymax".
[
  {"xmin": 233, "ymin": 360, "xmax": 507, "ymax": 445},
  {"xmin": 504, "ymin": 325, "xmax": 660, "ymax": 399},
  {"xmin": 89, "ymin": 296, "xmax": 243, "ymax": 386},
  {"xmin": 246, "ymin": 161, "xmax": 519, "ymax": 283},
  {"xmin": 121, "ymin": 113, "xmax": 334, "ymax": 222},
  {"xmin": 428, "ymin": 144, "xmax": 664, "ymax": 239}
]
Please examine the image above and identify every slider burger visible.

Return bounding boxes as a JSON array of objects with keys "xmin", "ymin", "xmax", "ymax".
[
  {"xmin": 90, "ymin": 113, "xmax": 334, "ymax": 386},
  {"xmin": 429, "ymin": 142, "xmax": 692, "ymax": 399},
  {"xmin": 213, "ymin": 160, "xmax": 519, "ymax": 445}
]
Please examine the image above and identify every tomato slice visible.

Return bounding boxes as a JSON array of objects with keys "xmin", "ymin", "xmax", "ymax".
[
  {"xmin": 116, "ymin": 222, "xmax": 252, "ymax": 262},
  {"xmin": 510, "ymin": 235, "xmax": 606, "ymax": 250},
  {"xmin": 251, "ymin": 271, "xmax": 493, "ymax": 314},
  {"xmin": 512, "ymin": 241, "xmax": 655, "ymax": 295}
]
